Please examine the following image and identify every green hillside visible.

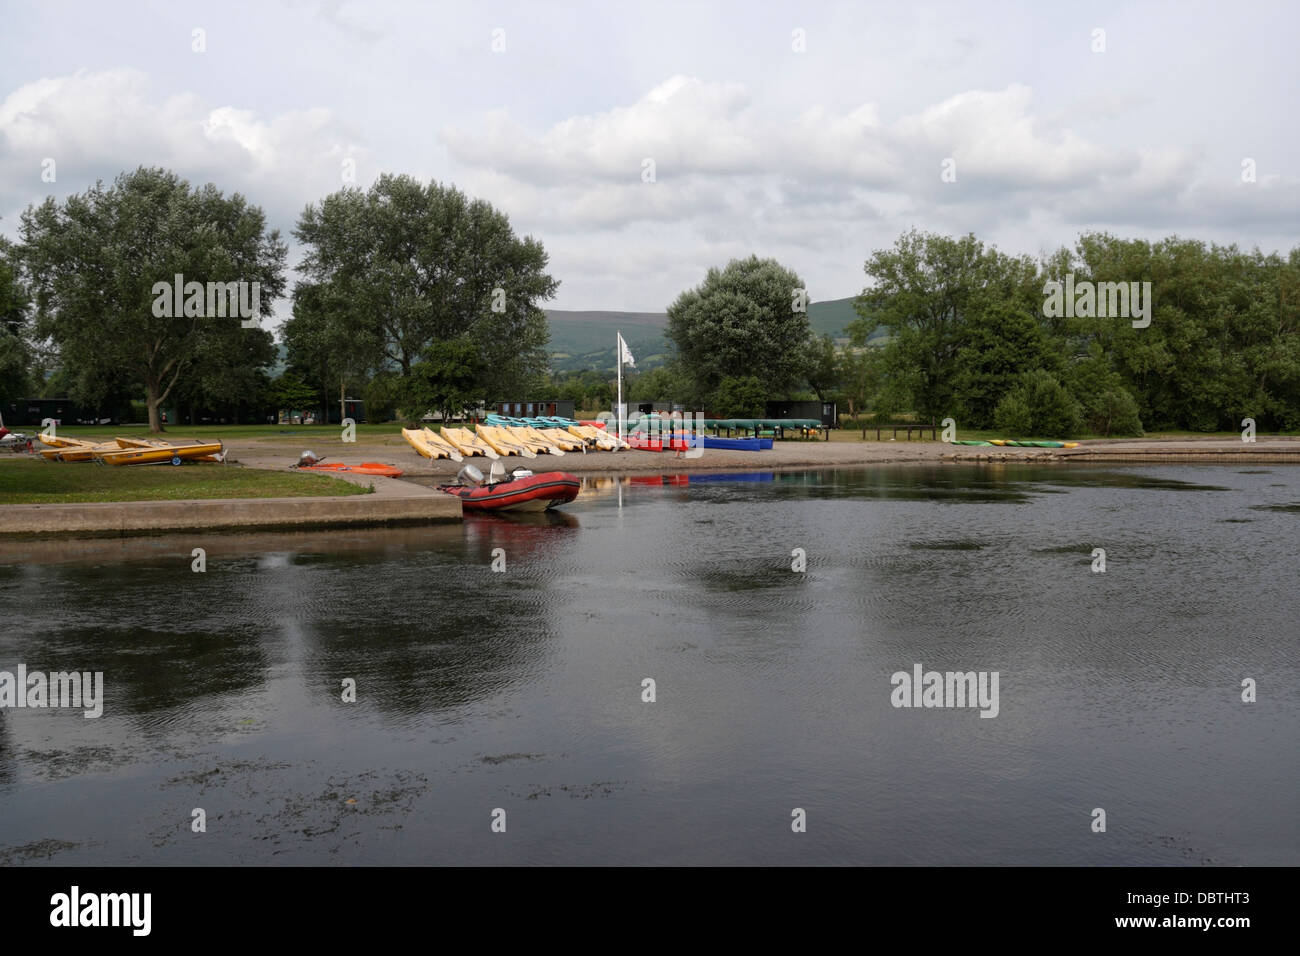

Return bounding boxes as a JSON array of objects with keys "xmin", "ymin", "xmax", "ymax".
[
  {"xmin": 546, "ymin": 296, "xmax": 877, "ymax": 373},
  {"xmin": 274, "ymin": 298, "xmax": 881, "ymax": 378}
]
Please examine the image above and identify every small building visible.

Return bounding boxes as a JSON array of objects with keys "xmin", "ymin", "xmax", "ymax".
[
  {"xmin": 496, "ymin": 399, "xmax": 575, "ymax": 419},
  {"xmin": 325, "ymin": 400, "xmax": 365, "ymax": 425},
  {"xmin": 765, "ymin": 400, "xmax": 837, "ymax": 427},
  {"xmin": 633, "ymin": 401, "xmax": 676, "ymax": 415}
]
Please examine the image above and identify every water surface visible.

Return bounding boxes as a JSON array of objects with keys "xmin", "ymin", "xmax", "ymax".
[{"xmin": 1, "ymin": 464, "xmax": 1296, "ymax": 865}]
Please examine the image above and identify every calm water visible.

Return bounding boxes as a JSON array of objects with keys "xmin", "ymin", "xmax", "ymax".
[{"xmin": 0, "ymin": 464, "xmax": 1296, "ymax": 865}]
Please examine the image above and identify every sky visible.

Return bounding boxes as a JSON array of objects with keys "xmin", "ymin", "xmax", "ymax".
[{"xmin": 1, "ymin": 0, "xmax": 1296, "ymax": 324}]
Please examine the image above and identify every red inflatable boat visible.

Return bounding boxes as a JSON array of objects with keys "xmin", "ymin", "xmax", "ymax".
[{"xmin": 439, "ymin": 470, "xmax": 581, "ymax": 512}]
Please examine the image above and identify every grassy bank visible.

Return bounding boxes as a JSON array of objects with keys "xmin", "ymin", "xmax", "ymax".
[
  {"xmin": 0, "ymin": 459, "xmax": 369, "ymax": 504},
  {"xmin": 35, "ymin": 423, "xmax": 408, "ymax": 442}
]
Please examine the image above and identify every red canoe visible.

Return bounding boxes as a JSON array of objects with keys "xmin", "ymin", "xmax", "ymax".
[
  {"xmin": 299, "ymin": 462, "xmax": 404, "ymax": 477},
  {"xmin": 439, "ymin": 471, "xmax": 580, "ymax": 512}
]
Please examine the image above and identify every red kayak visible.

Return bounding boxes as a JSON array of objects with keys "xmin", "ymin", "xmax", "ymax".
[
  {"xmin": 299, "ymin": 462, "xmax": 404, "ymax": 477},
  {"xmin": 439, "ymin": 471, "xmax": 580, "ymax": 512}
]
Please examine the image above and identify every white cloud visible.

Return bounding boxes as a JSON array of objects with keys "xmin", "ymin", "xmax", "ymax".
[
  {"xmin": 0, "ymin": 68, "xmax": 371, "ymax": 230},
  {"xmin": 1, "ymin": 0, "xmax": 1295, "ymax": 315}
]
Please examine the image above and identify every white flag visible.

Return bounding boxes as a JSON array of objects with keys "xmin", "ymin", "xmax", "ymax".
[{"xmin": 618, "ymin": 333, "xmax": 636, "ymax": 368}]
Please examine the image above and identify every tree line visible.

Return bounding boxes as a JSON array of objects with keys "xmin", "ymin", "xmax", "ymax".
[
  {"xmin": 2, "ymin": 167, "xmax": 555, "ymax": 431},
  {"xmin": 2, "ymin": 165, "xmax": 1296, "ymax": 436},
  {"xmin": 633, "ymin": 232, "xmax": 1300, "ymax": 435}
]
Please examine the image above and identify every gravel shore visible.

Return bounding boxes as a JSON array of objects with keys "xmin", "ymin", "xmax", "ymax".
[{"xmin": 221, "ymin": 434, "xmax": 1300, "ymax": 485}]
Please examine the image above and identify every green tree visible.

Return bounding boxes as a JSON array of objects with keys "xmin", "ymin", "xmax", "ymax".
[
  {"xmin": 626, "ymin": 363, "xmax": 689, "ymax": 404},
  {"xmin": 951, "ymin": 300, "xmax": 1054, "ymax": 428},
  {"xmin": 854, "ymin": 229, "xmax": 1039, "ymax": 423},
  {"xmin": 1065, "ymin": 347, "xmax": 1144, "ymax": 436},
  {"xmin": 268, "ymin": 370, "xmax": 319, "ymax": 418},
  {"xmin": 666, "ymin": 255, "xmax": 812, "ymax": 403},
  {"xmin": 994, "ymin": 370, "xmax": 1082, "ymax": 437},
  {"xmin": 282, "ymin": 280, "xmax": 379, "ymax": 424},
  {"xmin": 170, "ymin": 317, "xmax": 277, "ymax": 424},
  {"xmin": 711, "ymin": 375, "xmax": 767, "ymax": 417},
  {"xmin": 0, "ymin": 238, "xmax": 32, "ymax": 408},
  {"xmin": 805, "ymin": 333, "xmax": 842, "ymax": 402},
  {"xmin": 401, "ymin": 338, "xmax": 486, "ymax": 423},
  {"xmin": 293, "ymin": 174, "xmax": 557, "ymax": 403},
  {"xmin": 837, "ymin": 347, "xmax": 883, "ymax": 421},
  {"xmin": 20, "ymin": 167, "xmax": 286, "ymax": 431}
]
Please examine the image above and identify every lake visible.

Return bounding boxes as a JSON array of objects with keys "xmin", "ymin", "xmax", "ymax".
[{"xmin": 0, "ymin": 463, "xmax": 1296, "ymax": 865}]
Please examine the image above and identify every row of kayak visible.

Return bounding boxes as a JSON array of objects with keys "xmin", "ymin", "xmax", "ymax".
[
  {"xmin": 37, "ymin": 435, "xmax": 225, "ymax": 465},
  {"xmin": 402, "ymin": 422, "xmax": 629, "ymax": 462},
  {"xmin": 951, "ymin": 439, "xmax": 1081, "ymax": 448}
]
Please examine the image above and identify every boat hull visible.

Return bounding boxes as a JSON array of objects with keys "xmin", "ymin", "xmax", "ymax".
[
  {"xmin": 701, "ymin": 436, "xmax": 762, "ymax": 451},
  {"xmin": 100, "ymin": 442, "xmax": 225, "ymax": 465}
]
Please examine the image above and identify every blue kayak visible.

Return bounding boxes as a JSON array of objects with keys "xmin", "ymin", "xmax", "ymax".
[{"xmin": 702, "ymin": 436, "xmax": 762, "ymax": 451}]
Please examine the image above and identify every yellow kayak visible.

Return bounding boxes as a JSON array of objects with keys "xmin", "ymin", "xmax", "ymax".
[
  {"xmin": 439, "ymin": 426, "xmax": 499, "ymax": 459},
  {"xmin": 567, "ymin": 424, "xmax": 627, "ymax": 450},
  {"xmin": 510, "ymin": 425, "xmax": 565, "ymax": 457},
  {"xmin": 475, "ymin": 424, "xmax": 536, "ymax": 459},
  {"xmin": 402, "ymin": 427, "xmax": 458, "ymax": 461},
  {"xmin": 538, "ymin": 427, "xmax": 586, "ymax": 451},
  {"xmin": 54, "ymin": 441, "xmax": 129, "ymax": 462},
  {"xmin": 100, "ymin": 442, "xmax": 225, "ymax": 466},
  {"xmin": 37, "ymin": 434, "xmax": 88, "ymax": 449},
  {"xmin": 420, "ymin": 427, "xmax": 465, "ymax": 462}
]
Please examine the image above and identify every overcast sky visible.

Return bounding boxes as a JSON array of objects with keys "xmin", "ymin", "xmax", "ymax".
[{"xmin": 1, "ymin": 0, "xmax": 1296, "ymax": 322}]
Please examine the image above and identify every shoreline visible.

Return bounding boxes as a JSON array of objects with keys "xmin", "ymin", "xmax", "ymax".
[
  {"xmin": 3, "ymin": 436, "xmax": 1296, "ymax": 539},
  {"xmin": 217, "ymin": 433, "xmax": 1300, "ymax": 477}
]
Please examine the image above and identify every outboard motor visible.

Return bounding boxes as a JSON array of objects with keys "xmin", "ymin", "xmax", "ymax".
[
  {"xmin": 297, "ymin": 450, "xmax": 319, "ymax": 467},
  {"xmin": 457, "ymin": 464, "xmax": 484, "ymax": 487}
]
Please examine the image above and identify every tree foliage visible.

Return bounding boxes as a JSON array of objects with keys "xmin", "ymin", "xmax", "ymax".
[
  {"xmin": 291, "ymin": 174, "xmax": 557, "ymax": 406},
  {"xmin": 19, "ymin": 167, "xmax": 285, "ymax": 431},
  {"xmin": 666, "ymin": 255, "xmax": 812, "ymax": 406},
  {"xmin": 0, "ymin": 238, "xmax": 32, "ymax": 408},
  {"xmin": 400, "ymin": 338, "xmax": 486, "ymax": 423},
  {"xmin": 993, "ymin": 370, "xmax": 1082, "ymax": 437},
  {"xmin": 711, "ymin": 375, "xmax": 768, "ymax": 418},
  {"xmin": 858, "ymin": 229, "xmax": 1300, "ymax": 434}
]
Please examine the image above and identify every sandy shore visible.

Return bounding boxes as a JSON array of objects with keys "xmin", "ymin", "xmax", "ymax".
[{"xmin": 223, "ymin": 433, "xmax": 1300, "ymax": 485}]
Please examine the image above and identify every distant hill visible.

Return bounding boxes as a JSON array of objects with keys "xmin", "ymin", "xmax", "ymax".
[
  {"xmin": 546, "ymin": 296, "xmax": 879, "ymax": 373},
  {"xmin": 270, "ymin": 298, "xmax": 882, "ymax": 378}
]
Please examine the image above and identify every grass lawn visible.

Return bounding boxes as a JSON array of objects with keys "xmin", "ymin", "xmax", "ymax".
[
  {"xmin": 40, "ymin": 423, "xmax": 408, "ymax": 443},
  {"xmin": 0, "ymin": 458, "xmax": 369, "ymax": 504}
]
